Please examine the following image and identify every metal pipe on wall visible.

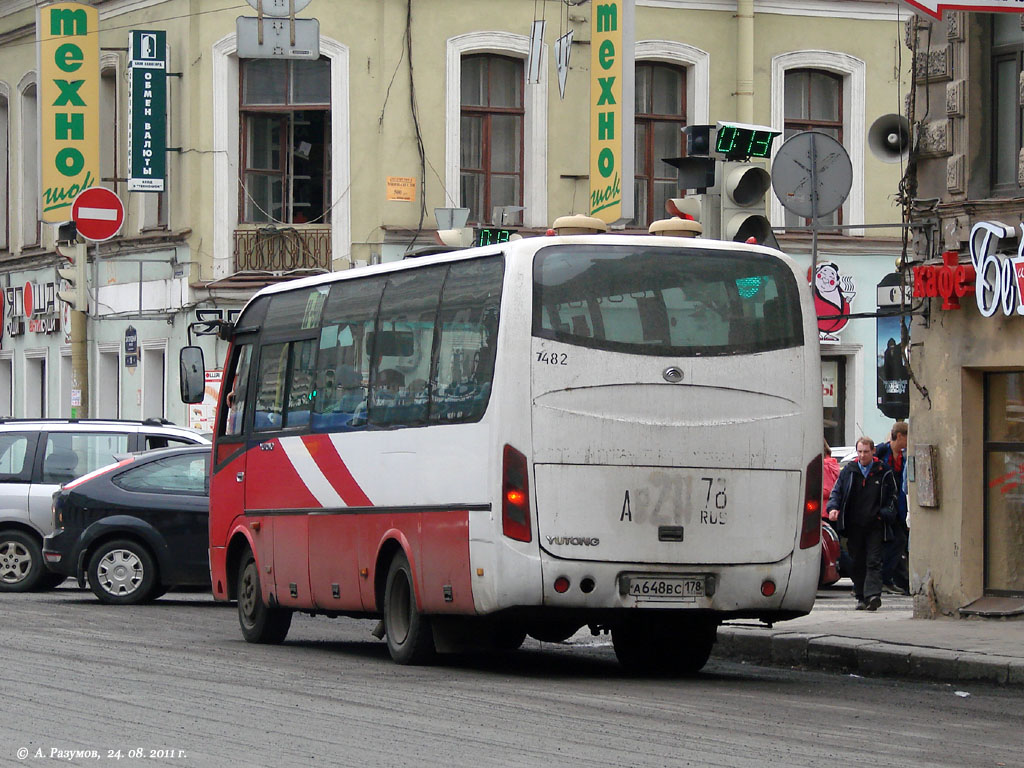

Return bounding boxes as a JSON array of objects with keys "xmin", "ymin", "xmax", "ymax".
[{"xmin": 736, "ymin": 0, "xmax": 754, "ymax": 124}]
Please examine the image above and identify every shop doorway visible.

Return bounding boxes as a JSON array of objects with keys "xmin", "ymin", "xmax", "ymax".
[
  {"xmin": 822, "ymin": 355, "xmax": 847, "ymax": 450},
  {"xmin": 983, "ymin": 371, "xmax": 1024, "ymax": 597}
]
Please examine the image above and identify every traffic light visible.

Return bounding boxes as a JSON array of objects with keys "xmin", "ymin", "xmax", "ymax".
[
  {"xmin": 57, "ymin": 243, "xmax": 88, "ymax": 311},
  {"xmin": 719, "ymin": 160, "xmax": 772, "ymax": 244}
]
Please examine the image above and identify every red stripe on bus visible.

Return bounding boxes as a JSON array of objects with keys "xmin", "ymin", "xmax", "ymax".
[{"xmin": 302, "ymin": 434, "xmax": 373, "ymax": 507}]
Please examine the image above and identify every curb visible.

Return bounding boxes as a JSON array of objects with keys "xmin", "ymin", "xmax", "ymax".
[{"xmin": 714, "ymin": 625, "xmax": 1024, "ymax": 686}]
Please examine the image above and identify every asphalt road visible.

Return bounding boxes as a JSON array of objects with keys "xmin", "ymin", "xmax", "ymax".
[{"xmin": 1, "ymin": 585, "xmax": 1021, "ymax": 768}]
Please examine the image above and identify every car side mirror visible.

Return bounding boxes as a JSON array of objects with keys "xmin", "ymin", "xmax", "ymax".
[{"xmin": 179, "ymin": 346, "xmax": 206, "ymax": 404}]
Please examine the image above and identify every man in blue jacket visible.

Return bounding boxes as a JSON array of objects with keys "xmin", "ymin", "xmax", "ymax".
[
  {"xmin": 876, "ymin": 422, "xmax": 909, "ymax": 594},
  {"xmin": 826, "ymin": 436, "xmax": 899, "ymax": 611}
]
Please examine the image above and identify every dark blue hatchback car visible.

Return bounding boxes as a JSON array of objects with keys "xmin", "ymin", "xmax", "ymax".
[{"xmin": 43, "ymin": 445, "xmax": 210, "ymax": 605}]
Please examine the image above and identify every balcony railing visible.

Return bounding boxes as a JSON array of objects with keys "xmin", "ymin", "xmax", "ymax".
[{"xmin": 233, "ymin": 226, "xmax": 331, "ymax": 272}]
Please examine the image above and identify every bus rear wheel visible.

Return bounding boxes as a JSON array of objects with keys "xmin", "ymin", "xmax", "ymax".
[
  {"xmin": 237, "ymin": 554, "xmax": 291, "ymax": 644},
  {"xmin": 612, "ymin": 617, "xmax": 717, "ymax": 676},
  {"xmin": 383, "ymin": 552, "xmax": 435, "ymax": 665}
]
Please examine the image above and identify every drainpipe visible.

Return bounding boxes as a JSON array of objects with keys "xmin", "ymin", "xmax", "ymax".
[{"xmin": 736, "ymin": 0, "xmax": 754, "ymax": 123}]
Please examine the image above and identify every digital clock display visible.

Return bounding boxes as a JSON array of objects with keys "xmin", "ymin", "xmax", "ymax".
[
  {"xmin": 715, "ymin": 123, "xmax": 779, "ymax": 160},
  {"xmin": 474, "ymin": 227, "xmax": 516, "ymax": 247}
]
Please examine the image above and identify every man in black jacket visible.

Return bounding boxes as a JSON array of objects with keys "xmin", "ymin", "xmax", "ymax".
[{"xmin": 826, "ymin": 436, "xmax": 898, "ymax": 611}]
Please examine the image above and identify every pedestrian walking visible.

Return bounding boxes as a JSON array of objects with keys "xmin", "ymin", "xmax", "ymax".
[
  {"xmin": 822, "ymin": 440, "xmax": 841, "ymax": 515},
  {"xmin": 826, "ymin": 436, "xmax": 899, "ymax": 611},
  {"xmin": 876, "ymin": 422, "xmax": 910, "ymax": 595}
]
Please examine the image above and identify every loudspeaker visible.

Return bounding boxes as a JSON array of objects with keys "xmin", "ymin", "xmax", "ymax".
[{"xmin": 868, "ymin": 114, "xmax": 911, "ymax": 163}]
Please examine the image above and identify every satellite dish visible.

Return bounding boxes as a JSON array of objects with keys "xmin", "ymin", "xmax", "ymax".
[{"xmin": 771, "ymin": 132, "xmax": 852, "ymax": 219}]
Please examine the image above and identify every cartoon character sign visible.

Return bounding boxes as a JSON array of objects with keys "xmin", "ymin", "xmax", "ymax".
[{"xmin": 809, "ymin": 262, "xmax": 856, "ymax": 343}]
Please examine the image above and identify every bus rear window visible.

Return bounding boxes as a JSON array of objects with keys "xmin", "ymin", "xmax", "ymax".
[{"xmin": 533, "ymin": 245, "xmax": 803, "ymax": 356}]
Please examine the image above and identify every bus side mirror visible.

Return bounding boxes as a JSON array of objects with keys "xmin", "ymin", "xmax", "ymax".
[{"xmin": 179, "ymin": 346, "xmax": 206, "ymax": 404}]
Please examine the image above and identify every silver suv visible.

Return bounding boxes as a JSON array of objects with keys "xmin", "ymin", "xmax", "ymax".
[{"xmin": 0, "ymin": 419, "xmax": 209, "ymax": 592}]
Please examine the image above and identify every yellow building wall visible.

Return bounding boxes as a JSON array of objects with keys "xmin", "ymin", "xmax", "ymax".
[{"xmin": 0, "ymin": 1, "xmax": 908, "ymax": 278}]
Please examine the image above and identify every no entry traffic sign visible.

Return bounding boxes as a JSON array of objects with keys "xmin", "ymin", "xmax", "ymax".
[{"xmin": 71, "ymin": 187, "xmax": 125, "ymax": 242}]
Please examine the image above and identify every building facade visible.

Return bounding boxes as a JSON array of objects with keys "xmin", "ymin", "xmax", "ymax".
[
  {"xmin": 0, "ymin": 0, "xmax": 907, "ymax": 439},
  {"xmin": 906, "ymin": 9, "xmax": 1024, "ymax": 618}
]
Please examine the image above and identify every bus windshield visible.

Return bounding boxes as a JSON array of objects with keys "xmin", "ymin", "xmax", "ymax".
[{"xmin": 532, "ymin": 244, "xmax": 803, "ymax": 357}]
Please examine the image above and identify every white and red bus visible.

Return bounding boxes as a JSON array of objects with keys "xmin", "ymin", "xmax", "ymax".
[{"xmin": 183, "ymin": 232, "xmax": 822, "ymax": 673}]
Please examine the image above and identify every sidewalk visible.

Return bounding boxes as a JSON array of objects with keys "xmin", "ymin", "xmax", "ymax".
[{"xmin": 713, "ymin": 581, "xmax": 1024, "ymax": 686}]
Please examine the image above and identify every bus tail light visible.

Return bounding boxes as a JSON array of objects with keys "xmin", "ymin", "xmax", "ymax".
[
  {"xmin": 800, "ymin": 454, "xmax": 822, "ymax": 549},
  {"xmin": 502, "ymin": 444, "xmax": 532, "ymax": 542}
]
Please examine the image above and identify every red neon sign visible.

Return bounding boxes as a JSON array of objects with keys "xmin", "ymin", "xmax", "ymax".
[{"xmin": 912, "ymin": 250, "xmax": 976, "ymax": 310}]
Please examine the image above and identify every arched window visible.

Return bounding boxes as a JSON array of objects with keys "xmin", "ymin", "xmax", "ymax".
[
  {"xmin": 460, "ymin": 54, "xmax": 524, "ymax": 226},
  {"xmin": 784, "ymin": 68, "xmax": 843, "ymax": 227},
  {"xmin": 634, "ymin": 63, "xmax": 686, "ymax": 228}
]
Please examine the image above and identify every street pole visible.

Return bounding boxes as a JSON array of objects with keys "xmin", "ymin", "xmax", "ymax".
[{"xmin": 69, "ymin": 242, "xmax": 89, "ymax": 418}]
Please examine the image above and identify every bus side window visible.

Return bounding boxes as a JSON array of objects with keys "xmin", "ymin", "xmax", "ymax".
[
  {"xmin": 370, "ymin": 267, "xmax": 446, "ymax": 428},
  {"xmin": 282, "ymin": 339, "xmax": 317, "ymax": 429},
  {"xmin": 313, "ymin": 276, "xmax": 385, "ymax": 432},
  {"xmin": 254, "ymin": 343, "xmax": 289, "ymax": 431},
  {"xmin": 432, "ymin": 257, "xmax": 504, "ymax": 424},
  {"xmin": 222, "ymin": 344, "xmax": 253, "ymax": 437}
]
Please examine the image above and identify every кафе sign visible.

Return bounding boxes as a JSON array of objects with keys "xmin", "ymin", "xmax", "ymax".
[{"xmin": 913, "ymin": 221, "xmax": 1024, "ymax": 316}]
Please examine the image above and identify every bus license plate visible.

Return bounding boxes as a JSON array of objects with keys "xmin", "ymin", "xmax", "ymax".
[{"xmin": 627, "ymin": 576, "xmax": 704, "ymax": 602}]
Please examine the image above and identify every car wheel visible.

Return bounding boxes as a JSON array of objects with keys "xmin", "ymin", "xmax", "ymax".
[
  {"xmin": 383, "ymin": 552, "xmax": 435, "ymax": 665},
  {"xmin": 237, "ymin": 554, "xmax": 291, "ymax": 644},
  {"xmin": 87, "ymin": 539, "xmax": 158, "ymax": 605},
  {"xmin": 0, "ymin": 530, "xmax": 45, "ymax": 592}
]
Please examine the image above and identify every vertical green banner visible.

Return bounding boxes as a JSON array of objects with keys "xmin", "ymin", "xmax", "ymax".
[{"xmin": 128, "ymin": 30, "xmax": 167, "ymax": 192}]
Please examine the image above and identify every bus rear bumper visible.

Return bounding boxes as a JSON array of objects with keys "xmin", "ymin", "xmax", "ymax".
[{"xmin": 512, "ymin": 552, "xmax": 817, "ymax": 622}]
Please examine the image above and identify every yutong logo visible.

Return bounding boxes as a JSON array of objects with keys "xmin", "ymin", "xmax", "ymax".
[{"xmin": 547, "ymin": 536, "xmax": 600, "ymax": 546}]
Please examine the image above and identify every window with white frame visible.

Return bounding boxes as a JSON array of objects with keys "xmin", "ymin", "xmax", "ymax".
[
  {"xmin": 24, "ymin": 352, "xmax": 46, "ymax": 418},
  {"xmin": 20, "ymin": 82, "xmax": 39, "ymax": 248},
  {"xmin": 212, "ymin": 36, "xmax": 349, "ymax": 281},
  {"xmin": 992, "ymin": 13, "xmax": 1024, "ymax": 195},
  {"xmin": 771, "ymin": 52, "xmax": 865, "ymax": 234},
  {"xmin": 60, "ymin": 352, "xmax": 72, "ymax": 418},
  {"xmin": 634, "ymin": 62, "xmax": 687, "ymax": 228},
  {"xmin": 784, "ymin": 68, "xmax": 843, "ymax": 227},
  {"xmin": 446, "ymin": 33, "xmax": 546, "ymax": 230},
  {"xmin": 0, "ymin": 354, "xmax": 11, "ymax": 417},
  {"xmin": 460, "ymin": 54, "xmax": 524, "ymax": 226},
  {"xmin": 239, "ymin": 58, "xmax": 331, "ymax": 224},
  {"xmin": 96, "ymin": 346, "xmax": 121, "ymax": 418},
  {"xmin": 0, "ymin": 89, "xmax": 8, "ymax": 252},
  {"xmin": 142, "ymin": 345, "xmax": 166, "ymax": 419},
  {"xmin": 100, "ymin": 66, "xmax": 118, "ymax": 193}
]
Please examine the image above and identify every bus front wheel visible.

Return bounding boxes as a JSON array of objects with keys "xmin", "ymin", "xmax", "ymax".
[
  {"xmin": 383, "ymin": 552, "xmax": 435, "ymax": 665},
  {"xmin": 237, "ymin": 554, "xmax": 292, "ymax": 644}
]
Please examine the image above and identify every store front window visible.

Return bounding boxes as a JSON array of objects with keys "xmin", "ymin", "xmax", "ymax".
[{"xmin": 984, "ymin": 371, "xmax": 1024, "ymax": 596}]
